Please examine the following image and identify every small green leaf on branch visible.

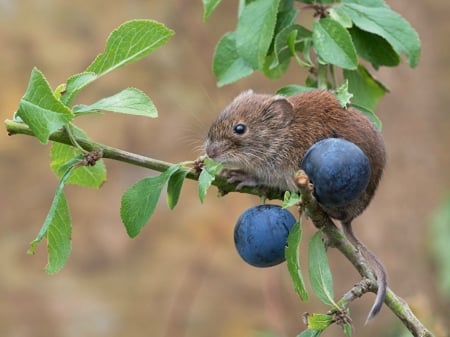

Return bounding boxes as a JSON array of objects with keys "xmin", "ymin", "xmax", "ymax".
[
  {"xmin": 334, "ymin": 81, "xmax": 353, "ymax": 108},
  {"xmin": 297, "ymin": 329, "xmax": 322, "ymax": 337},
  {"xmin": 285, "ymin": 220, "xmax": 309, "ymax": 301},
  {"xmin": 198, "ymin": 158, "xmax": 222, "ymax": 203},
  {"xmin": 307, "ymin": 313, "xmax": 334, "ymax": 330},
  {"xmin": 61, "ymin": 72, "xmax": 98, "ymax": 106},
  {"xmin": 308, "ymin": 230, "xmax": 337, "ymax": 307},
  {"xmin": 343, "ymin": 323, "xmax": 353, "ymax": 337},
  {"xmin": 120, "ymin": 164, "xmax": 181, "ymax": 238},
  {"xmin": 28, "ymin": 165, "xmax": 74, "ymax": 273},
  {"xmin": 87, "ymin": 20, "xmax": 174, "ymax": 77},
  {"xmin": 236, "ymin": 0, "xmax": 280, "ymax": 69},
  {"xmin": 50, "ymin": 126, "xmax": 106, "ymax": 188},
  {"xmin": 313, "ymin": 18, "xmax": 357, "ymax": 70},
  {"xmin": 283, "ymin": 191, "xmax": 302, "ymax": 209},
  {"xmin": 340, "ymin": 1, "xmax": 421, "ymax": 67},
  {"xmin": 73, "ymin": 88, "xmax": 157, "ymax": 118},
  {"xmin": 202, "ymin": 0, "xmax": 222, "ymax": 21},
  {"xmin": 16, "ymin": 67, "xmax": 73, "ymax": 144},
  {"xmin": 213, "ymin": 32, "xmax": 254, "ymax": 86},
  {"xmin": 167, "ymin": 168, "xmax": 189, "ymax": 210}
]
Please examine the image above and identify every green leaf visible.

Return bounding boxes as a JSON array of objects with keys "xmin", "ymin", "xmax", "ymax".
[
  {"xmin": 213, "ymin": 32, "xmax": 254, "ymax": 86},
  {"xmin": 343, "ymin": 323, "xmax": 353, "ymax": 337},
  {"xmin": 120, "ymin": 164, "xmax": 180, "ymax": 238},
  {"xmin": 312, "ymin": 18, "xmax": 357, "ymax": 70},
  {"xmin": 297, "ymin": 329, "xmax": 322, "ymax": 337},
  {"xmin": 45, "ymin": 193, "xmax": 72, "ymax": 274},
  {"xmin": 285, "ymin": 220, "xmax": 309, "ymax": 301},
  {"xmin": 349, "ymin": 26, "xmax": 400, "ymax": 68},
  {"xmin": 343, "ymin": 64, "xmax": 388, "ymax": 128},
  {"xmin": 16, "ymin": 67, "xmax": 73, "ymax": 143},
  {"xmin": 307, "ymin": 313, "xmax": 333, "ymax": 330},
  {"xmin": 28, "ymin": 165, "xmax": 74, "ymax": 273},
  {"xmin": 51, "ymin": 146, "xmax": 106, "ymax": 188},
  {"xmin": 50, "ymin": 126, "xmax": 107, "ymax": 188},
  {"xmin": 276, "ymin": 85, "xmax": 314, "ymax": 96},
  {"xmin": 87, "ymin": 20, "xmax": 174, "ymax": 77},
  {"xmin": 198, "ymin": 158, "xmax": 222, "ymax": 203},
  {"xmin": 282, "ymin": 191, "xmax": 302, "ymax": 209},
  {"xmin": 272, "ymin": 24, "xmax": 312, "ymax": 70},
  {"xmin": 429, "ymin": 195, "xmax": 450, "ymax": 298},
  {"xmin": 340, "ymin": 1, "xmax": 421, "ymax": 67},
  {"xmin": 61, "ymin": 72, "xmax": 98, "ymax": 106},
  {"xmin": 167, "ymin": 169, "xmax": 189, "ymax": 210},
  {"xmin": 334, "ymin": 80, "xmax": 353, "ymax": 108},
  {"xmin": 328, "ymin": 7, "xmax": 353, "ymax": 28},
  {"xmin": 263, "ymin": 54, "xmax": 290, "ymax": 79},
  {"xmin": 202, "ymin": 0, "xmax": 222, "ymax": 21},
  {"xmin": 236, "ymin": 0, "xmax": 280, "ymax": 69},
  {"xmin": 308, "ymin": 230, "xmax": 336, "ymax": 307},
  {"xmin": 73, "ymin": 88, "xmax": 157, "ymax": 118}
]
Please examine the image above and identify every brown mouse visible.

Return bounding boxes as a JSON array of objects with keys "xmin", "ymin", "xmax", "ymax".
[{"xmin": 205, "ymin": 89, "xmax": 387, "ymax": 322}]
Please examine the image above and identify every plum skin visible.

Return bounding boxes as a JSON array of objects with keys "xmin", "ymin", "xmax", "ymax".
[
  {"xmin": 234, "ymin": 205, "xmax": 296, "ymax": 268},
  {"xmin": 301, "ymin": 138, "xmax": 371, "ymax": 208}
]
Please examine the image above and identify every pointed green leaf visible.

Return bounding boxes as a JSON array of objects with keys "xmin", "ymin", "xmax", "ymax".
[
  {"xmin": 61, "ymin": 72, "xmax": 98, "ymax": 106},
  {"xmin": 285, "ymin": 220, "xmax": 308, "ymax": 301},
  {"xmin": 349, "ymin": 26, "xmax": 400, "ymax": 68},
  {"xmin": 335, "ymin": 80, "xmax": 353, "ymax": 108},
  {"xmin": 343, "ymin": 323, "xmax": 353, "ymax": 337},
  {"xmin": 340, "ymin": 1, "xmax": 421, "ymax": 67},
  {"xmin": 282, "ymin": 191, "xmax": 302, "ymax": 209},
  {"xmin": 272, "ymin": 24, "xmax": 312, "ymax": 70},
  {"xmin": 202, "ymin": 0, "xmax": 222, "ymax": 21},
  {"xmin": 16, "ymin": 67, "xmax": 73, "ymax": 143},
  {"xmin": 87, "ymin": 20, "xmax": 174, "ymax": 77},
  {"xmin": 328, "ymin": 7, "xmax": 353, "ymax": 28},
  {"xmin": 297, "ymin": 329, "xmax": 322, "ymax": 337},
  {"xmin": 313, "ymin": 18, "xmax": 357, "ymax": 70},
  {"xmin": 307, "ymin": 313, "xmax": 333, "ymax": 330},
  {"xmin": 308, "ymin": 230, "xmax": 336, "ymax": 307},
  {"xmin": 198, "ymin": 158, "xmax": 222, "ymax": 203},
  {"xmin": 343, "ymin": 64, "xmax": 388, "ymax": 129},
  {"xmin": 73, "ymin": 88, "xmax": 157, "ymax": 118},
  {"xmin": 167, "ymin": 168, "xmax": 189, "ymax": 210},
  {"xmin": 29, "ymin": 165, "xmax": 74, "ymax": 273},
  {"xmin": 121, "ymin": 164, "xmax": 180, "ymax": 238},
  {"xmin": 50, "ymin": 126, "xmax": 106, "ymax": 188},
  {"xmin": 236, "ymin": 0, "xmax": 280, "ymax": 69},
  {"xmin": 45, "ymin": 193, "xmax": 72, "ymax": 274},
  {"xmin": 213, "ymin": 32, "xmax": 254, "ymax": 86}
]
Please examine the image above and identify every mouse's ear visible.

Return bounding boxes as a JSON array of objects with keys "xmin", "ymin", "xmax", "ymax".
[{"xmin": 264, "ymin": 95, "xmax": 295, "ymax": 127}]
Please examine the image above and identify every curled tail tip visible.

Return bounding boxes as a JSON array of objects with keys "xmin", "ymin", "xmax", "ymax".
[
  {"xmin": 364, "ymin": 282, "xmax": 387, "ymax": 324},
  {"xmin": 364, "ymin": 302, "xmax": 382, "ymax": 325}
]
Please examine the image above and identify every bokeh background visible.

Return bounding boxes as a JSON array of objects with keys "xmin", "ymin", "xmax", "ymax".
[{"xmin": 1, "ymin": 1, "xmax": 449, "ymax": 336}]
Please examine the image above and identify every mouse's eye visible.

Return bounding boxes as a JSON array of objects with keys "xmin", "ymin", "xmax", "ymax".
[{"xmin": 233, "ymin": 123, "xmax": 247, "ymax": 135}]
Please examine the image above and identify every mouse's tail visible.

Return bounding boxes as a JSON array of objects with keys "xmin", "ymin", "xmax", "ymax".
[{"xmin": 341, "ymin": 221, "xmax": 387, "ymax": 323}]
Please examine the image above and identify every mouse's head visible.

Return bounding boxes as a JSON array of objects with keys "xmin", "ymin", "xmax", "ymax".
[{"xmin": 205, "ymin": 90, "xmax": 295, "ymax": 173}]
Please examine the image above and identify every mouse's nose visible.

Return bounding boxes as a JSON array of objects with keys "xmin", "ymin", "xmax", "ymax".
[{"xmin": 205, "ymin": 141, "xmax": 221, "ymax": 159}]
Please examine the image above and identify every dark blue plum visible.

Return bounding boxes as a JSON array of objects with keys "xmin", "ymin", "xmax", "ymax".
[
  {"xmin": 234, "ymin": 205, "xmax": 296, "ymax": 268},
  {"xmin": 301, "ymin": 138, "xmax": 371, "ymax": 208}
]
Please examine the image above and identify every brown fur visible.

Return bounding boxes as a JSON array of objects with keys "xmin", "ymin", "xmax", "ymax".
[{"xmin": 205, "ymin": 90, "xmax": 387, "ymax": 320}]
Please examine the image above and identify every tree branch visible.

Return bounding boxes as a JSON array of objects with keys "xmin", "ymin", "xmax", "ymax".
[
  {"xmin": 4, "ymin": 119, "xmax": 435, "ymax": 336},
  {"xmin": 295, "ymin": 171, "xmax": 434, "ymax": 337}
]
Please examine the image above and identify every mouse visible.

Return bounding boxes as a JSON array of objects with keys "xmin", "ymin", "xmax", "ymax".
[{"xmin": 204, "ymin": 89, "xmax": 387, "ymax": 321}]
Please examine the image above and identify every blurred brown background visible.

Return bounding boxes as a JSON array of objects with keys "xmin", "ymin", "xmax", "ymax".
[{"xmin": 1, "ymin": 1, "xmax": 449, "ymax": 337}]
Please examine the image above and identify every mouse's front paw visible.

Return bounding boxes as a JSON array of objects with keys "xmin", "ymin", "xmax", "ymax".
[{"xmin": 223, "ymin": 169, "xmax": 259, "ymax": 190}]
